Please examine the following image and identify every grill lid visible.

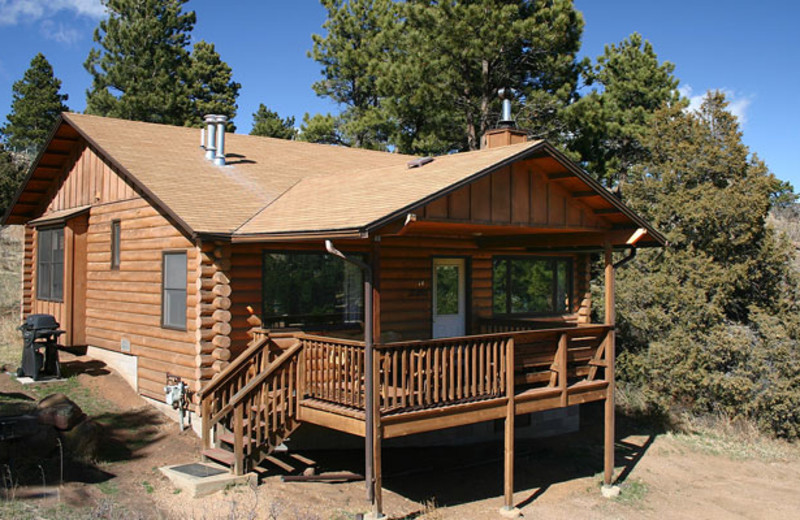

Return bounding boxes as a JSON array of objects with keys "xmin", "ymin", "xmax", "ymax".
[{"xmin": 22, "ymin": 314, "xmax": 60, "ymax": 330}]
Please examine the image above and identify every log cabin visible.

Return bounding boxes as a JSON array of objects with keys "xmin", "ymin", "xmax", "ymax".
[{"xmin": 2, "ymin": 112, "xmax": 665, "ymax": 516}]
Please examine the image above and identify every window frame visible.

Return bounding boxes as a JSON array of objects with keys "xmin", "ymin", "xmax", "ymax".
[
  {"xmin": 161, "ymin": 251, "xmax": 187, "ymax": 331},
  {"xmin": 110, "ymin": 220, "xmax": 121, "ymax": 270},
  {"xmin": 261, "ymin": 250, "xmax": 365, "ymax": 331},
  {"xmin": 36, "ymin": 226, "xmax": 65, "ymax": 302},
  {"xmin": 491, "ymin": 255, "xmax": 573, "ymax": 317}
]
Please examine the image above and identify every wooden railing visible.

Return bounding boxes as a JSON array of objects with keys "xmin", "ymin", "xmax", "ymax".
[
  {"xmin": 229, "ymin": 341, "xmax": 303, "ymax": 473},
  {"xmin": 302, "ymin": 335, "xmax": 365, "ymax": 409},
  {"xmin": 376, "ymin": 336, "xmax": 511, "ymax": 414},
  {"xmin": 477, "ymin": 317, "xmax": 577, "ymax": 333},
  {"xmin": 199, "ymin": 334, "xmax": 272, "ymax": 439}
]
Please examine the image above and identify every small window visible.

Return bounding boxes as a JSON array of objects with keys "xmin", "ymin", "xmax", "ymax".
[
  {"xmin": 36, "ymin": 227, "xmax": 64, "ymax": 302},
  {"xmin": 492, "ymin": 256, "xmax": 572, "ymax": 316},
  {"xmin": 262, "ymin": 251, "xmax": 364, "ymax": 329},
  {"xmin": 162, "ymin": 252, "xmax": 187, "ymax": 330},
  {"xmin": 111, "ymin": 220, "xmax": 121, "ymax": 269}
]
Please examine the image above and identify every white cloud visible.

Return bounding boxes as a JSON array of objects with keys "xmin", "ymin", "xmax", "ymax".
[
  {"xmin": 40, "ymin": 19, "xmax": 81, "ymax": 45},
  {"xmin": 0, "ymin": 0, "xmax": 105, "ymax": 26},
  {"xmin": 679, "ymin": 84, "xmax": 753, "ymax": 125}
]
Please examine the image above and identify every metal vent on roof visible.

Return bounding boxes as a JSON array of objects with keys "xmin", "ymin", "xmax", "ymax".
[{"xmin": 407, "ymin": 157, "xmax": 434, "ymax": 169}]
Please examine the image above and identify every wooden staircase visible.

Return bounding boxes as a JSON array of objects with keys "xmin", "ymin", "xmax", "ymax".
[{"xmin": 199, "ymin": 336, "xmax": 304, "ymax": 475}]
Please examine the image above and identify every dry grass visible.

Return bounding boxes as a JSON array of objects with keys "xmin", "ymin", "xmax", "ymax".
[
  {"xmin": 0, "ymin": 226, "xmax": 23, "ymax": 369},
  {"xmin": 669, "ymin": 412, "xmax": 799, "ymax": 462}
]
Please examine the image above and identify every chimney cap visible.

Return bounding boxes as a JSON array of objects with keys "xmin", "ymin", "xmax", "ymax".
[
  {"xmin": 204, "ymin": 114, "xmax": 218, "ymax": 123},
  {"xmin": 213, "ymin": 114, "xmax": 229, "ymax": 124}
]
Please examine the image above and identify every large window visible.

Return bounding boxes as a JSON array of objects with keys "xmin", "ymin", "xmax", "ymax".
[
  {"xmin": 37, "ymin": 227, "xmax": 64, "ymax": 301},
  {"xmin": 162, "ymin": 252, "xmax": 187, "ymax": 330},
  {"xmin": 262, "ymin": 252, "xmax": 363, "ymax": 329},
  {"xmin": 493, "ymin": 257, "xmax": 571, "ymax": 316}
]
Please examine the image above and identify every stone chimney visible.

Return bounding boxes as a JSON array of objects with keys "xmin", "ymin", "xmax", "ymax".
[{"xmin": 481, "ymin": 88, "xmax": 527, "ymax": 149}]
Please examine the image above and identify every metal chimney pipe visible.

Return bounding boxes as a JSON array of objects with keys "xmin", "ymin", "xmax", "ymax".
[
  {"xmin": 214, "ymin": 115, "xmax": 228, "ymax": 166},
  {"xmin": 498, "ymin": 88, "xmax": 514, "ymax": 127},
  {"xmin": 204, "ymin": 114, "xmax": 217, "ymax": 160}
]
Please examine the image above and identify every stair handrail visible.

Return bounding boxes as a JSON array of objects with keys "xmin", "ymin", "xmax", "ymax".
[
  {"xmin": 198, "ymin": 334, "xmax": 270, "ymax": 401},
  {"xmin": 210, "ymin": 340, "xmax": 303, "ymax": 424}
]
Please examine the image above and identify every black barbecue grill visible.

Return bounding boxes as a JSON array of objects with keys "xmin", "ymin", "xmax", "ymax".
[{"xmin": 17, "ymin": 314, "xmax": 63, "ymax": 381}]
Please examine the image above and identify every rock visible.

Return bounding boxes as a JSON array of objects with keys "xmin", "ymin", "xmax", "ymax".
[
  {"xmin": 36, "ymin": 393, "xmax": 86, "ymax": 431},
  {"xmin": 62, "ymin": 418, "xmax": 103, "ymax": 461}
]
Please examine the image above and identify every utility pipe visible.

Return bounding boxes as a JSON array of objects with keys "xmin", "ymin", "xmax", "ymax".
[{"xmin": 324, "ymin": 240, "xmax": 377, "ymax": 516}]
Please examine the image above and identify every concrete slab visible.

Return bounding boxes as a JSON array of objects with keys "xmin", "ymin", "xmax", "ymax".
[
  {"xmin": 159, "ymin": 462, "xmax": 257, "ymax": 498},
  {"xmin": 601, "ymin": 484, "xmax": 621, "ymax": 499},
  {"xmin": 13, "ymin": 374, "xmax": 68, "ymax": 385}
]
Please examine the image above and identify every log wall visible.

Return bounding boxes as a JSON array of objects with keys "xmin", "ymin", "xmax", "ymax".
[{"xmin": 84, "ymin": 197, "xmax": 199, "ymax": 401}]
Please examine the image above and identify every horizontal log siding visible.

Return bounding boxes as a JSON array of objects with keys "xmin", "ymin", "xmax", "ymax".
[
  {"xmin": 47, "ymin": 143, "xmax": 136, "ymax": 213},
  {"xmin": 84, "ymin": 197, "xmax": 199, "ymax": 400},
  {"xmin": 22, "ymin": 226, "xmax": 34, "ymax": 317},
  {"xmin": 378, "ymin": 236, "xmax": 589, "ymax": 341}
]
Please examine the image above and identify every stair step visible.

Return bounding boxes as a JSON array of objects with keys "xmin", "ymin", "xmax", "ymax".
[
  {"xmin": 202, "ymin": 447, "xmax": 236, "ymax": 467},
  {"xmin": 264, "ymin": 455, "xmax": 296, "ymax": 473},
  {"xmin": 218, "ymin": 430, "xmax": 261, "ymax": 446}
]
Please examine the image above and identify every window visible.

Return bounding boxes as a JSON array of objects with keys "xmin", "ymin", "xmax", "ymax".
[
  {"xmin": 111, "ymin": 220, "xmax": 120, "ymax": 269},
  {"xmin": 36, "ymin": 227, "xmax": 64, "ymax": 301},
  {"xmin": 262, "ymin": 252, "xmax": 363, "ymax": 329},
  {"xmin": 162, "ymin": 252, "xmax": 187, "ymax": 329},
  {"xmin": 493, "ymin": 257, "xmax": 571, "ymax": 316}
]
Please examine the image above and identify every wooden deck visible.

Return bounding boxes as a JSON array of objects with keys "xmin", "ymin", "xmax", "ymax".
[{"xmin": 198, "ymin": 323, "xmax": 613, "ymax": 472}]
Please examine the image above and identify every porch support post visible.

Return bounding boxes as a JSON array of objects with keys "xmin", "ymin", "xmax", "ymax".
[
  {"xmin": 603, "ymin": 241, "xmax": 616, "ymax": 488},
  {"xmin": 501, "ymin": 337, "xmax": 519, "ymax": 516}
]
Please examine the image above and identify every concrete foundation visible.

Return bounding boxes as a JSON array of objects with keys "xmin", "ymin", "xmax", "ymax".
[
  {"xmin": 159, "ymin": 462, "xmax": 256, "ymax": 498},
  {"xmin": 86, "ymin": 346, "xmax": 138, "ymax": 392}
]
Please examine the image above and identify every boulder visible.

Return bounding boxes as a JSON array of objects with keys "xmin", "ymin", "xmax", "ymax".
[
  {"xmin": 36, "ymin": 393, "xmax": 86, "ymax": 431},
  {"xmin": 62, "ymin": 418, "xmax": 103, "ymax": 461}
]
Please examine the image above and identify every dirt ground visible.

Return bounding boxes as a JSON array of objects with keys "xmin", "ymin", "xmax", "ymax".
[{"xmin": 1, "ymin": 352, "xmax": 799, "ymax": 520}]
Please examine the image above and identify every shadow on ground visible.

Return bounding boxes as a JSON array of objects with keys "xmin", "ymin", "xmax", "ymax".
[{"xmin": 296, "ymin": 401, "xmax": 663, "ymax": 517}]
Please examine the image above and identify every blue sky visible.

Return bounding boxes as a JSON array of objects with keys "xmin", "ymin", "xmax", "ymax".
[{"xmin": 0, "ymin": 0, "xmax": 797, "ymax": 188}]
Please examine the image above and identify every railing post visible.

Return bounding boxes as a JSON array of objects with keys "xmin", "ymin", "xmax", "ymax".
[
  {"xmin": 201, "ymin": 396, "xmax": 211, "ymax": 450},
  {"xmin": 558, "ymin": 333, "xmax": 568, "ymax": 407},
  {"xmin": 233, "ymin": 404, "xmax": 244, "ymax": 475}
]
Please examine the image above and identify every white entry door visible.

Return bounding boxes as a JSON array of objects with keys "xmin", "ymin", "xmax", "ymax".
[{"xmin": 432, "ymin": 258, "xmax": 466, "ymax": 338}]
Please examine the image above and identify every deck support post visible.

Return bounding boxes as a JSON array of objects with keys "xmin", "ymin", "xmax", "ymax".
[
  {"xmin": 603, "ymin": 241, "xmax": 616, "ymax": 488},
  {"xmin": 502, "ymin": 337, "xmax": 518, "ymax": 515}
]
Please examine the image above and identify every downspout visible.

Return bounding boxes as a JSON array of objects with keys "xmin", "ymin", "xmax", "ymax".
[
  {"xmin": 612, "ymin": 246, "xmax": 637, "ymax": 269},
  {"xmin": 324, "ymin": 240, "xmax": 377, "ymax": 515}
]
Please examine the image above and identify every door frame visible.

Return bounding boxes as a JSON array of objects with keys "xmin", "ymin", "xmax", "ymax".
[{"xmin": 431, "ymin": 256, "xmax": 471, "ymax": 338}]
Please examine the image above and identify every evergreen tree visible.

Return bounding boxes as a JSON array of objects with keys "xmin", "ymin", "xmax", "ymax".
[
  {"xmin": 0, "ymin": 145, "xmax": 25, "ymax": 218},
  {"xmin": 615, "ymin": 92, "xmax": 800, "ymax": 438},
  {"xmin": 310, "ymin": 0, "xmax": 395, "ymax": 150},
  {"xmin": 250, "ymin": 104, "xmax": 296, "ymax": 140},
  {"xmin": 297, "ymin": 113, "xmax": 347, "ymax": 146},
  {"xmin": 2, "ymin": 53, "xmax": 69, "ymax": 157},
  {"xmin": 568, "ymin": 33, "xmax": 679, "ymax": 184},
  {"xmin": 185, "ymin": 40, "xmax": 240, "ymax": 130},
  {"xmin": 310, "ymin": 0, "xmax": 585, "ymax": 153},
  {"xmin": 84, "ymin": 0, "xmax": 196, "ymax": 125}
]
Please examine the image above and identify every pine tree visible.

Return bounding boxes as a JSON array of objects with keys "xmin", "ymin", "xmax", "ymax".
[
  {"xmin": 84, "ymin": 0, "xmax": 196, "ymax": 125},
  {"xmin": 2, "ymin": 53, "xmax": 69, "ymax": 157},
  {"xmin": 568, "ymin": 33, "xmax": 679, "ymax": 184},
  {"xmin": 297, "ymin": 113, "xmax": 346, "ymax": 146},
  {"xmin": 250, "ymin": 104, "xmax": 296, "ymax": 140},
  {"xmin": 310, "ymin": 0, "xmax": 396, "ymax": 150},
  {"xmin": 185, "ymin": 40, "xmax": 240, "ymax": 130},
  {"xmin": 0, "ymin": 145, "xmax": 25, "ymax": 218}
]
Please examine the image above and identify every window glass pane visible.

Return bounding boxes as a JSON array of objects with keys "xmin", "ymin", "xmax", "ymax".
[
  {"xmin": 492, "ymin": 257, "xmax": 571, "ymax": 316},
  {"xmin": 263, "ymin": 252, "xmax": 363, "ymax": 328},
  {"xmin": 164, "ymin": 289, "xmax": 186, "ymax": 328},
  {"xmin": 52, "ymin": 261, "xmax": 63, "ymax": 301},
  {"xmin": 435, "ymin": 265, "xmax": 459, "ymax": 315},
  {"xmin": 556, "ymin": 260, "xmax": 569, "ymax": 313},
  {"xmin": 511, "ymin": 258, "xmax": 553, "ymax": 314},
  {"xmin": 39, "ymin": 229, "xmax": 52, "ymax": 263},
  {"xmin": 164, "ymin": 252, "xmax": 187, "ymax": 290},
  {"xmin": 492, "ymin": 258, "xmax": 507, "ymax": 314},
  {"xmin": 163, "ymin": 252, "xmax": 187, "ymax": 328},
  {"xmin": 111, "ymin": 221, "xmax": 120, "ymax": 268},
  {"xmin": 38, "ymin": 263, "xmax": 51, "ymax": 300}
]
